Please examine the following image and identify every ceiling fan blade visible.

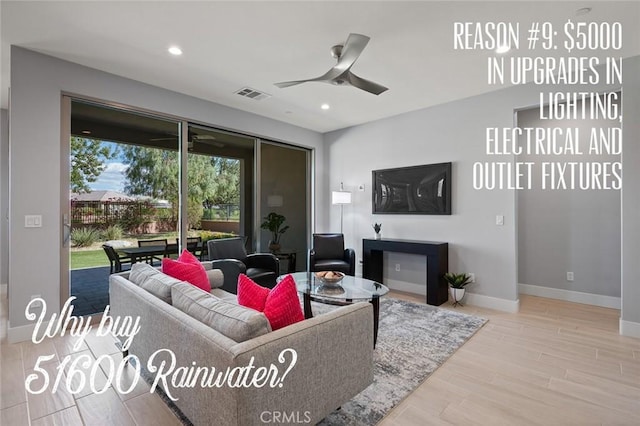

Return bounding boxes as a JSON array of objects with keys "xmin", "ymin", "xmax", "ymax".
[
  {"xmin": 275, "ymin": 80, "xmax": 311, "ymax": 88},
  {"xmin": 335, "ymin": 33, "xmax": 370, "ymax": 72},
  {"xmin": 347, "ymin": 72, "xmax": 388, "ymax": 95},
  {"xmin": 275, "ymin": 69, "xmax": 341, "ymax": 88}
]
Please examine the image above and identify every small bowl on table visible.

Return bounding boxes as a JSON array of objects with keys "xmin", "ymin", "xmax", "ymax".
[{"xmin": 314, "ymin": 271, "xmax": 345, "ymax": 287}]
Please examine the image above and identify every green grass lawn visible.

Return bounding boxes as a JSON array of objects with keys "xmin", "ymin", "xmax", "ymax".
[{"xmin": 71, "ymin": 249, "xmax": 110, "ymax": 270}]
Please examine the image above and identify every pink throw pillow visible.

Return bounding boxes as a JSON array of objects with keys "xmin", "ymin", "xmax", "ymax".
[
  {"xmin": 238, "ymin": 274, "xmax": 270, "ymax": 311},
  {"xmin": 237, "ymin": 274, "xmax": 304, "ymax": 331},
  {"xmin": 162, "ymin": 249, "xmax": 210, "ymax": 292}
]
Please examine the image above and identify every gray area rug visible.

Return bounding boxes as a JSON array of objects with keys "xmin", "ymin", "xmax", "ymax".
[{"xmin": 318, "ymin": 298, "xmax": 487, "ymax": 425}]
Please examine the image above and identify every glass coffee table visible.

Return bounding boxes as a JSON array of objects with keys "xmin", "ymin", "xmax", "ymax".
[{"xmin": 283, "ymin": 272, "xmax": 389, "ymax": 346}]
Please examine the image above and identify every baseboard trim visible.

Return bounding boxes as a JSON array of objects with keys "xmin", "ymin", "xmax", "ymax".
[
  {"xmin": 7, "ymin": 320, "xmax": 48, "ymax": 344},
  {"xmin": 463, "ymin": 292, "xmax": 520, "ymax": 313},
  {"xmin": 620, "ymin": 319, "xmax": 640, "ymax": 339},
  {"xmin": 518, "ymin": 283, "xmax": 620, "ymax": 309}
]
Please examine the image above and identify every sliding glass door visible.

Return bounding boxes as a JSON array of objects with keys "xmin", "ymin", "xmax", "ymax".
[{"xmin": 61, "ymin": 98, "xmax": 312, "ymax": 316}]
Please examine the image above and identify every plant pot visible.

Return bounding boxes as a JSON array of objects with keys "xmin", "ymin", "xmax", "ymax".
[
  {"xmin": 374, "ymin": 232, "xmax": 382, "ymax": 240},
  {"xmin": 449, "ymin": 287, "xmax": 466, "ymax": 307},
  {"xmin": 268, "ymin": 242, "xmax": 281, "ymax": 252}
]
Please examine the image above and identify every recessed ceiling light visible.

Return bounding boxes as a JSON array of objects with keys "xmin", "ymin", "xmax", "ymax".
[
  {"xmin": 168, "ymin": 46, "xmax": 183, "ymax": 56},
  {"xmin": 495, "ymin": 45, "xmax": 510, "ymax": 54},
  {"xmin": 81, "ymin": 130, "xmax": 91, "ymax": 135},
  {"xmin": 321, "ymin": 104, "xmax": 330, "ymax": 110},
  {"xmin": 576, "ymin": 7, "xmax": 592, "ymax": 16}
]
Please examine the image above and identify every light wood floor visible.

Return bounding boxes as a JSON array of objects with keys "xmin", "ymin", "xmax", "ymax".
[{"xmin": 2, "ymin": 286, "xmax": 640, "ymax": 425}]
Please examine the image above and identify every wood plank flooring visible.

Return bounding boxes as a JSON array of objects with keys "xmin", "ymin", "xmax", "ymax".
[{"xmin": 2, "ymin": 286, "xmax": 639, "ymax": 425}]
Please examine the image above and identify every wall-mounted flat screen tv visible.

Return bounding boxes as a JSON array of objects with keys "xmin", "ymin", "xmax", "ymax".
[{"xmin": 372, "ymin": 162, "xmax": 452, "ymax": 215}]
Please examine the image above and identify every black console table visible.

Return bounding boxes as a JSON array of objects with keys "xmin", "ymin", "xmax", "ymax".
[{"xmin": 362, "ymin": 238, "xmax": 449, "ymax": 306}]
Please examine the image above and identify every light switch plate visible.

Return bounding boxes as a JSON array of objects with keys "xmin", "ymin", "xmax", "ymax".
[
  {"xmin": 25, "ymin": 215, "xmax": 43, "ymax": 228},
  {"xmin": 496, "ymin": 215, "xmax": 504, "ymax": 226}
]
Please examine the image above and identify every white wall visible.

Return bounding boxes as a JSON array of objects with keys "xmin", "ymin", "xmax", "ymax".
[
  {"xmin": 8, "ymin": 47, "xmax": 325, "ymax": 333},
  {"xmin": 323, "ymin": 62, "xmax": 634, "ymax": 312},
  {"xmin": 1, "ymin": 108, "xmax": 8, "ymax": 286},
  {"xmin": 517, "ymin": 102, "xmax": 621, "ymax": 300},
  {"xmin": 621, "ymin": 56, "xmax": 640, "ymax": 335}
]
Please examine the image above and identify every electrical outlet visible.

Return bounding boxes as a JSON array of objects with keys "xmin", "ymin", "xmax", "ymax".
[
  {"xmin": 567, "ymin": 272, "xmax": 574, "ymax": 281},
  {"xmin": 468, "ymin": 273, "xmax": 475, "ymax": 283},
  {"xmin": 395, "ymin": 263, "xmax": 401, "ymax": 272}
]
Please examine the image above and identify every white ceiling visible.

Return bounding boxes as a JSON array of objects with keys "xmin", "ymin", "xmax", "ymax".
[{"xmin": 1, "ymin": 1, "xmax": 639, "ymax": 133}]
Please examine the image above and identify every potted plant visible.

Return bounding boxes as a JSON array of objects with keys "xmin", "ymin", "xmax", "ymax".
[
  {"xmin": 443, "ymin": 272, "xmax": 473, "ymax": 307},
  {"xmin": 260, "ymin": 212, "xmax": 289, "ymax": 252},
  {"xmin": 373, "ymin": 223, "xmax": 382, "ymax": 239}
]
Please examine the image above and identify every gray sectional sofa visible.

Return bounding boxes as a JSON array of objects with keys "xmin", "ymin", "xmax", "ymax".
[{"xmin": 109, "ymin": 262, "xmax": 374, "ymax": 426}]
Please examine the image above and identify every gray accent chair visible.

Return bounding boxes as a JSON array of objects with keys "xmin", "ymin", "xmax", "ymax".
[
  {"xmin": 207, "ymin": 237, "xmax": 279, "ymax": 292},
  {"xmin": 309, "ymin": 233, "xmax": 356, "ymax": 276}
]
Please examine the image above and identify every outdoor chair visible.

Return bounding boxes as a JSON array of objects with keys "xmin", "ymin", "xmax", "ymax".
[
  {"xmin": 102, "ymin": 244, "xmax": 133, "ymax": 274},
  {"xmin": 137, "ymin": 239, "xmax": 167, "ymax": 265},
  {"xmin": 207, "ymin": 237, "xmax": 279, "ymax": 293},
  {"xmin": 186, "ymin": 236, "xmax": 203, "ymax": 259},
  {"xmin": 309, "ymin": 233, "xmax": 356, "ymax": 276}
]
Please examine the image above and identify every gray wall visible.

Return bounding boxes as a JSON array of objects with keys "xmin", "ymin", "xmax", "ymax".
[
  {"xmin": 1, "ymin": 108, "xmax": 8, "ymax": 286},
  {"xmin": 323, "ymin": 61, "xmax": 634, "ymax": 308},
  {"xmin": 8, "ymin": 47, "xmax": 325, "ymax": 330},
  {"xmin": 517, "ymin": 102, "xmax": 621, "ymax": 298},
  {"xmin": 621, "ymin": 56, "xmax": 640, "ymax": 327}
]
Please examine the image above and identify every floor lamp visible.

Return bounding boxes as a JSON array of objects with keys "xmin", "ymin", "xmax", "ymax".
[{"xmin": 332, "ymin": 183, "xmax": 352, "ymax": 234}]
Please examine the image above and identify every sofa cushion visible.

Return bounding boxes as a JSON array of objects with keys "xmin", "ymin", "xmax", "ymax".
[
  {"xmin": 237, "ymin": 274, "xmax": 304, "ymax": 331},
  {"xmin": 206, "ymin": 269, "xmax": 224, "ymax": 289},
  {"xmin": 129, "ymin": 262, "xmax": 183, "ymax": 304},
  {"xmin": 172, "ymin": 282, "xmax": 271, "ymax": 343},
  {"xmin": 162, "ymin": 250, "xmax": 210, "ymax": 292}
]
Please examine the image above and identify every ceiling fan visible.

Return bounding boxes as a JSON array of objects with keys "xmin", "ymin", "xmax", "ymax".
[{"xmin": 275, "ymin": 33, "xmax": 388, "ymax": 96}]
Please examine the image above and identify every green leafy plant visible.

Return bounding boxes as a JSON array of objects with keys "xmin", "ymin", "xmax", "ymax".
[
  {"xmin": 71, "ymin": 227, "xmax": 99, "ymax": 247},
  {"xmin": 373, "ymin": 223, "xmax": 382, "ymax": 234},
  {"xmin": 443, "ymin": 272, "xmax": 473, "ymax": 289},
  {"xmin": 102, "ymin": 224, "xmax": 123, "ymax": 240},
  {"xmin": 260, "ymin": 212, "xmax": 289, "ymax": 244}
]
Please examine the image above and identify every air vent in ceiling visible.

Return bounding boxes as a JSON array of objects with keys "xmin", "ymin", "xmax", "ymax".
[{"xmin": 235, "ymin": 87, "xmax": 271, "ymax": 101}]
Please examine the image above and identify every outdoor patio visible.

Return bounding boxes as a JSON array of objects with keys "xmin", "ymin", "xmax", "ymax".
[{"xmin": 70, "ymin": 266, "xmax": 111, "ymax": 316}]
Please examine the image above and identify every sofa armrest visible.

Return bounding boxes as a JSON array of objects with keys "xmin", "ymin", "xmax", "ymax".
[
  {"xmin": 344, "ymin": 248, "xmax": 356, "ymax": 276},
  {"xmin": 229, "ymin": 302, "xmax": 374, "ymax": 424},
  {"xmin": 309, "ymin": 249, "xmax": 317, "ymax": 271},
  {"xmin": 209, "ymin": 259, "xmax": 246, "ymax": 294}
]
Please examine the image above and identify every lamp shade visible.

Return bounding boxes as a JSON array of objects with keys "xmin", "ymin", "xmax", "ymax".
[{"xmin": 331, "ymin": 191, "xmax": 352, "ymax": 205}]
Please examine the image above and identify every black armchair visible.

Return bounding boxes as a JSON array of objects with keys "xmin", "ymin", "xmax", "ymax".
[
  {"xmin": 207, "ymin": 237, "xmax": 279, "ymax": 293},
  {"xmin": 309, "ymin": 233, "xmax": 356, "ymax": 276}
]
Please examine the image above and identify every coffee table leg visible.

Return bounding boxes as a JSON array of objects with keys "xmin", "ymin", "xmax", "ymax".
[
  {"xmin": 371, "ymin": 296, "xmax": 380, "ymax": 348},
  {"xmin": 303, "ymin": 293, "xmax": 313, "ymax": 319}
]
